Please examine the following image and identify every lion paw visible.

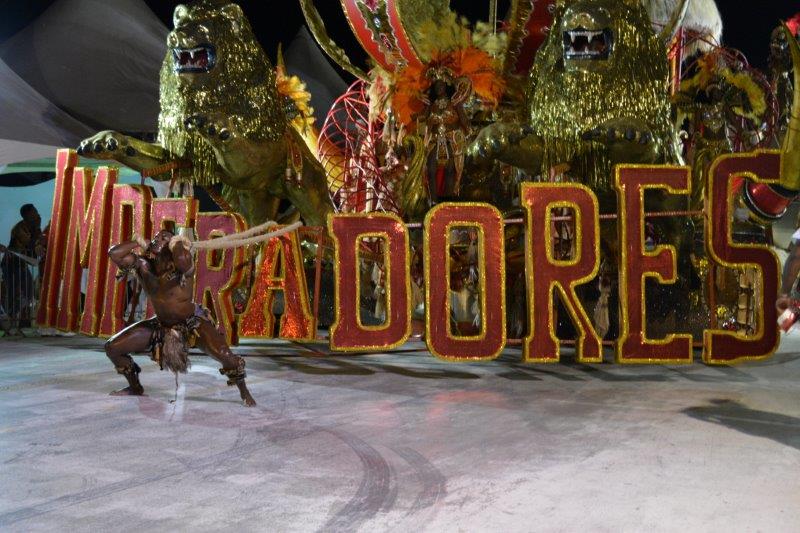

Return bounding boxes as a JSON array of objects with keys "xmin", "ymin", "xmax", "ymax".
[
  {"xmin": 581, "ymin": 117, "xmax": 659, "ymax": 165},
  {"xmin": 468, "ymin": 122, "xmax": 532, "ymax": 162},
  {"xmin": 77, "ymin": 131, "xmax": 137, "ymax": 159}
]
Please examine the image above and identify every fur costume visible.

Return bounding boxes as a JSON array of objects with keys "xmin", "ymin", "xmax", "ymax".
[{"xmin": 144, "ymin": 305, "xmax": 212, "ymax": 374}]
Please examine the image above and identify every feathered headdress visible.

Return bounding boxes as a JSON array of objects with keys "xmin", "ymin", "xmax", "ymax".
[
  {"xmin": 678, "ymin": 52, "xmax": 767, "ymax": 121},
  {"xmin": 392, "ymin": 46, "xmax": 504, "ymax": 127}
]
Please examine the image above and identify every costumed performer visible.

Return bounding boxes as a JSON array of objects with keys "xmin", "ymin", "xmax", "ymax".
[{"xmin": 104, "ymin": 230, "xmax": 256, "ymax": 406}]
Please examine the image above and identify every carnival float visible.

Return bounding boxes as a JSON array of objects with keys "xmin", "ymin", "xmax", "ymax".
[{"xmin": 35, "ymin": 0, "xmax": 800, "ymax": 364}]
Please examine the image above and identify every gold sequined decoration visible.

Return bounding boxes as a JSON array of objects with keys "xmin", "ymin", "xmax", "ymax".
[
  {"xmin": 158, "ymin": 0, "xmax": 286, "ymax": 186},
  {"xmin": 527, "ymin": 0, "xmax": 679, "ymax": 191},
  {"xmin": 298, "ymin": 0, "xmax": 367, "ymax": 80},
  {"xmin": 397, "ymin": 0, "xmax": 454, "ymax": 61},
  {"xmin": 396, "ymin": 134, "xmax": 428, "ymax": 221}
]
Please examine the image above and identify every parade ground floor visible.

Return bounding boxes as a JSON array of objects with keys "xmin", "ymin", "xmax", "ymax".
[{"xmin": 0, "ymin": 335, "xmax": 798, "ymax": 531}]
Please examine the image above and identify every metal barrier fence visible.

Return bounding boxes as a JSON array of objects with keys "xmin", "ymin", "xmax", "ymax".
[{"xmin": 0, "ymin": 250, "xmax": 41, "ymax": 335}]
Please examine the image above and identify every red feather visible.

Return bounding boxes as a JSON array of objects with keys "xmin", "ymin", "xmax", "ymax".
[{"xmin": 787, "ymin": 12, "xmax": 800, "ymax": 37}]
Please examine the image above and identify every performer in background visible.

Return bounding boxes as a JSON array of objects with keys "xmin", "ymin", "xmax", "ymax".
[
  {"xmin": 105, "ymin": 230, "xmax": 256, "ymax": 406},
  {"xmin": 1, "ymin": 204, "xmax": 44, "ymax": 328},
  {"xmin": 419, "ymin": 72, "xmax": 472, "ymax": 204}
]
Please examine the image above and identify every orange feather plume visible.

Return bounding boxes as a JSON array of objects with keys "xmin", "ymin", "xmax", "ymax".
[{"xmin": 392, "ymin": 46, "xmax": 504, "ymax": 127}]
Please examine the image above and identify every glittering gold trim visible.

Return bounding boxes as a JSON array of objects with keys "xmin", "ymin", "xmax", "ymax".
[
  {"xmin": 501, "ymin": 0, "xmax": 534, "ymax": 78},
  {"xmin": 522, "ymin": 183, "xmax": 602, "ymax": 364},
  {"xmin": 423, "ymin": 202, "xmax": 506, "ymax": 362},
  {"xmin": 703, "ymin": 150, "xmax": 781, "ymax": 365},
  {"xmin": 527, "ymin": 1, "xmax": 678, "ymax": 190},
  {"xmin": 615, "ymin": 164, "xmax": 693, "ymax": 365},
  {"xmin": 158, "ymin": 4, "xmax": 286, "ymax": 186},
  {"xmin": 38, "ymin": 150, "xmax": 77, "ymax": 328},
  {"xmin": 98, "ymin": 185, "xmax": 153, "ymax": 339},
  {"xmin": 60, "ymin": 166, "xmax": 116, "ymax": 335},
  {"xmin": 238, "ymin": 227, "xmax": 316, "ymax": 341},
  {"xmin": 150, "ymin": 198, "xmax": 198, "ymax": 233},
  {"xmin": 195, "ymin": 213, "xmax": 248, "ymax": 346},
  {"xmin": 354, "ymin": 233, "xmax": 393, "ymax": 331},
  {"xmin": 329, "ymin": 212, "xmax": 412, "ymax": 352},
  {"xmin": 299, "ymin": 0, "xmax": 368, "ymax": 80},
  {"xmin": 390, "ymin": 0, "xmax": 423, "ymax": 66}
]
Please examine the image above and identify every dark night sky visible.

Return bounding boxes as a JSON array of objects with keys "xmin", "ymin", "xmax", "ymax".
[
  {"xmin": 145, "ymin": 0, "xmax": 797, "ymax": 73},
  {"xmin": 0, "ymin": 0, "xmax": 796, "ymax": 74}
]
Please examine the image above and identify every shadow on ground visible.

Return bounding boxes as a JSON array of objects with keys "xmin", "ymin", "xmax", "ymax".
[{"xmin": 683, "ymin": 399, "xmax": 800, "ymax": 452}]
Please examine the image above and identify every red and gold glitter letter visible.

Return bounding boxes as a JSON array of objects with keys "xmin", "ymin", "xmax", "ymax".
[
  {"xmin": 424, "ymin": 203, "xmax": 506, "ymax": 361},
  {"xmin": 521, "ymin": 183, "xmax": 602, "ymax": 363},
  {"xmin": 56, "ymin": 166, "xmax": 117, "ymax": 334},
  {"xmin": 329, "ymin": 213, "xmax": 411, "ymax": 351},
  {"xmin": 150, "ymin": 198, "xmax": 198, "ymax": 233},
  {"xmin": 97, "ymin": 185, "xmax": 153, "ymax": 337},
  {"xmin": 616, "ymin": 166, "xmax": 693, "ymax": 364},
  {"xmin": 239, "ymin": 227, "xmax": 315, "ymax": 340},
  {"xmin": 194, "ymin": 213, "xmax": 248, "ymax": 345},
  {"xmin": 704, "ymin": 151, "xmax": 780, "ymax": 364},
  {"xmin": 37, "ymin": 150, "xmax": 78, "ymax": 327}
]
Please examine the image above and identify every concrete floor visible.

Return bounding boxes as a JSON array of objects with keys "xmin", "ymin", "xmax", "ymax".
[{"xmin": 0, "ymin": 335, "xmax": 798, "ymax": 532}]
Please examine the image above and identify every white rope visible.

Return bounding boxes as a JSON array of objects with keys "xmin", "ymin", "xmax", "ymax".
[
  {"xmin": 208, "ymin": 220, "xmax": 280, "ymax": 242},
  {"xmin": 188, "ymin": 221, "xmax": 303, "ymax": 250}
]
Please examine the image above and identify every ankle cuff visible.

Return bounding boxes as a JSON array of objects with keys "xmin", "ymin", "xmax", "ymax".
[{"xmin": 219, "ymin": 357, "xmax": 246, "ymax": 386}]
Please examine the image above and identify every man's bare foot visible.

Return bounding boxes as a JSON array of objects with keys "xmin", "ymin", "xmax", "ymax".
[
  {"xmin": 235, "ymin": 381, "xmax": 256, "ymax": 406},
  {"xmin": 110, "ymin": 386, "xmax": 144, "ymax": 396}
]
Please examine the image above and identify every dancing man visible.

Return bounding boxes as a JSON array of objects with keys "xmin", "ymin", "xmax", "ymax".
[{"xmin": 105, "ymin": 230, "xmax": 256, "ymax": 406}]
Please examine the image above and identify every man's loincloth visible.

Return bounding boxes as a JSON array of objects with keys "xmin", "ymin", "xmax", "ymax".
[{"xmin": 145, "ymin": 305, "xmax": 212, "ymax": 373}]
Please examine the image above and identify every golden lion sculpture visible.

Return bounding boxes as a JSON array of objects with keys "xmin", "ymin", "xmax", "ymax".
[{"xmin": 78, "ymin": 0, "xmax": 333, "ymax": 227}]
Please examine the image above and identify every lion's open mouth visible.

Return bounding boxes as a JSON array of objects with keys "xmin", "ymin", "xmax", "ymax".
[
  {"xmin": 172, "ymin": 44, "xmax": 217, "ymax": 73},
  {"xmin": 563, "ymin": 28, "xmax": 613, "ymax": 60}
]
